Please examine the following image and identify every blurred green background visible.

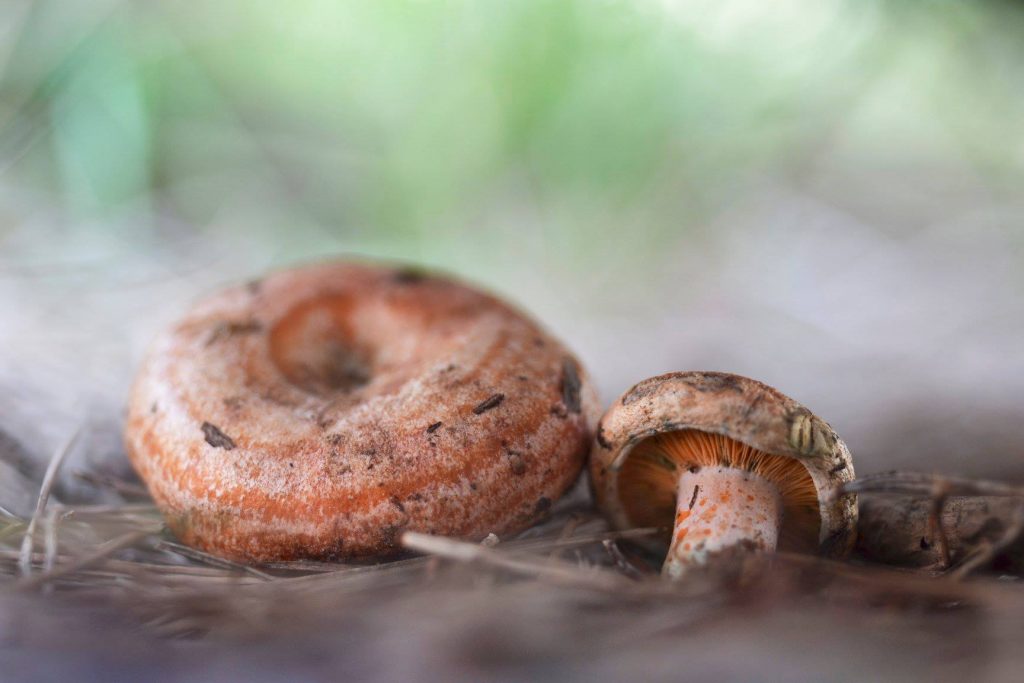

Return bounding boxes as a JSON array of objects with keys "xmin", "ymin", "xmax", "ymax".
[
  {"xmin": 3, "ymin": 1, "xmax": 1022, "ymax": 266},
  {"xmin": 2, "ymin": 0, "xmax": 1024, "ymax": 477}
]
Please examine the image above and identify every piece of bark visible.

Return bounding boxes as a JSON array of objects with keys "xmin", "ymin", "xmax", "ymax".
[{"xmin": 856, "ymin": 494, "xmax": 1024, "ymax": 572}]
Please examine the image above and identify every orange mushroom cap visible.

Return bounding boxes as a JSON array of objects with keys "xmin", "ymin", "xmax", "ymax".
[{"xmin": 125, "ymin": 261, "xmax": 600, "ymax": 562}]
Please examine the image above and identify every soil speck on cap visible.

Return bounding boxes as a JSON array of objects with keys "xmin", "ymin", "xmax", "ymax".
[
  {"xmin": 560, "ymin": 358, "xmax": 582, "ymax": 414},
  {"xmin": 621, "ymin": 378, "xmax": 662, "ymax": 405},
  {"xmin": 690, "ymin": 372, "xmax": 744, "ymax": 393},
  {"xmin": 507, "ymin": 451, "xmax": 527, "ymax": 476},
  {"xmin": 534, "ymin": 497, "xmax": 552, "ymax": 513},
  {"xmin": 205, "ymin": 320, "xmax": 263, "ymax": 346},
  {"xmin": 596, "ymin": 422, "xmax": 612, "ymax": 449},
  {"xmin": 201, "ymin": 422, "xmax": 236, "ymax": 450},
  {"xmin": 426, "ymin": 421, "xmax": 443, "ymax": 434},
  {"xmin": 472, "ymin": 393, "xmax": 505, "ymax": 415},
  {"xmin": 381, "ymin": 524, "xmax": 404, "ymax": 548},
  {"xmin": 392, "ymin": 268, "xmax": 428, "ymax": 284}
]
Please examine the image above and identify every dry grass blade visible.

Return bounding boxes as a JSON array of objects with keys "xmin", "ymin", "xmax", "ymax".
[
  {"xmin": 401, "ymin": 531, "xmax": 629, "ymax": 590},
  {"xmin": 56, "ymin": 502, "xmax": 160, "ymax": 515},
  {"xmin": 157, "ymin": 540, "xmax": 274, "ymax": 580},
  {"xmin": 73, "ymin": 471, "xmax": 151, "ymax": 499},
  {"xmin": 17, "ymin": 425, "xmax": 82, "ymax": 576},
  {"xmin": 15, "ymin": 529, "xmax": 152, "ymax": 591},
  {"xmin": 43, "ymin": 507, "xmax": 60, "ymax": 574},
  {"xmin": 602, "ymin": 540, "xmax": 648, "ymax": 579},
  {"xmin": 503, "ymin": 526, "xmax": 661, "ymax": 553}
]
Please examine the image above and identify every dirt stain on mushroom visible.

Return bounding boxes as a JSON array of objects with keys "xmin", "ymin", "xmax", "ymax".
[
  {"xmin": 205, "ymin": 320, "xmax": 263, "ymax": 346},
  {"xmin": 507, "ymin": 451, "xmax": 527, "ymax": 476},
  {"xmin": 223, "ymin": 396, "xmax": 244, "ymax": 411},
  {"xmin": 741, "ymin": 393, "xmax": 765, "ymax": 419},
  {"xmin": 426, "ymin": 421, "xmax": 443, "ymax": 434},
  {"xmin": 472, "ymin": 393, "xmax": 505, "ymax": 415},
  {"xmin": 201, "ymin": 422, "xmax": 236, "ymax": 450},
  {"xmin": 560, "ymin": 358, "xmax": 582, "ymax": 414},
  {"xmin": 688, "ymin": 372, "xmax": 745, "ymax": 394},
  {"xmin": 392, "ymin": 267, "xmax": 428, "ymax": 284},
  {"xmin": 381, "ymin": 524, "xmax": 404, "ymax": 549},
  {"xmin": 820, "ymin": 527, "xmax": 850, "ymax": 556},
  {"xmin": 621, "ymin": 376, "xmax": 668, "ymax": 405}
]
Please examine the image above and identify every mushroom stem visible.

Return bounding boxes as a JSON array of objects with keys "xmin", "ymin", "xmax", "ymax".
[{"xmin": 664, "ymin": 466, "xmax": 783, "ymax": 579}]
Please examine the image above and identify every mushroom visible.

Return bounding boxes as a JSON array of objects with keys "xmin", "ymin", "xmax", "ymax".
[
  {"xmin": 125, "ymin": 261, "xmax": 600, "ymax": 562},
  {"xmin": 590, "ymin": 371, "xmax": 856, "ymax": 577}
]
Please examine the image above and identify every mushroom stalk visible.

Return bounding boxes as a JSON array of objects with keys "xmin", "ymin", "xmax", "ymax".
[{"xmin": 664, "ymin": 466, "xmax": 783, "ymax": 578}]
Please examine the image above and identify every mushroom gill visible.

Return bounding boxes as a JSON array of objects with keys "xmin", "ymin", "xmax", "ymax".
[{"xmin": 618, "ymin": 429, "xmax": 821, "ymax": 575}]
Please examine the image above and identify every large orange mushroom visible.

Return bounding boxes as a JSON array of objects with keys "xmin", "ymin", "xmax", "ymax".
[{"xmin": 125, "ymin": 261, "xmax": 599, "ymax": 562}]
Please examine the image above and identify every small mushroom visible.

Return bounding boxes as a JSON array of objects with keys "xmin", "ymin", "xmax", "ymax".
[{"xmin": 590, "ymin": 371, "xmax": 856, "ymax": 578}]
